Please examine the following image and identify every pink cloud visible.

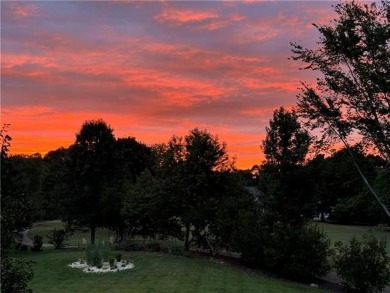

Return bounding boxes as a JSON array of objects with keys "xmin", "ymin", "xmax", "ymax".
[{"xmin": 156, "ymin": 8, "xmax": 219, "ymax": 25}]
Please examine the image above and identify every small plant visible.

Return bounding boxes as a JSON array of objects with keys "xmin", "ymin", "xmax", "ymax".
[
  {"xmin": 334, "ymin": 233, "xmax": 390, "ymax": 293},
  {"xmin": 85, "ymin": 240, "xmax": 112, "ymax": 267},
  {"xmin": 115, "ymin": 253, "xmax": 122, "ymax": 262},
  {"xmin": 86, "ymin": 244, "xmax": 102, "ymax": 268},
  {"xmin": 99, "ymin": 241, "xmax": 111, "ymax": 262},
  {"xmin": 108, "ymin": 256, "xmax": 115, "ymax": 269},
  {"xmin": 31, "ymin": 235, "xmax": 43, "ymax": 252},
  {"xmin": 46, "ymin": 228, "xmax": 71, "ymax": 249}
]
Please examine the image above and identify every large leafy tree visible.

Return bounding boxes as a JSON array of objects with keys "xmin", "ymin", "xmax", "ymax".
[
  {"xmin": 101, "ymin": 137, "xmax": 153, "ymax": 241},
  {"xmin": 258, "ymin": 109, "xmax": 331, "ymax": 278},
  {"xmin": 1, "ymin": 125, "xmax": 34, "ymax": 292},
  {"xmin": 123, "ymin": 128, "xmax": 236, "ymax": 251},
  {"xmin": 69, "ymin": 119, "xmax": 116, "ymax": 243},
  {"xmin": 41, "ymin": 147, "xmax": 75, "ymax": 222},
  {"xmin": 259, "ymin": 107, "xmax": 314, "ymax": 226},
  {"xmin": 291, "ymin": 1, "xmax": 390, "ymax": 216},
  {"xmin": 165, "ymin": 128, "xmax": 234, "ymax": 251},
  {"xmin": 307, "ymin": 147, "xmax": 386, "ymax": 224}
]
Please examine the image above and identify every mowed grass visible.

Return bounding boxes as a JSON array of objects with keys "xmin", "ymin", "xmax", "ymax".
[
  {"xmin": 18, "ymin": 249, "xmax": 325, "ymax": 293},
  {"xmin": 316, "ymin": 221, "xmax": 390, "ymax": 253},
  {"xmin": 28, "ymin": 220, "xmax": 114, "ymax": 247}
]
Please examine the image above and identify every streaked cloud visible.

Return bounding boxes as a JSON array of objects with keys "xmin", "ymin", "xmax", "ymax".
[{"xmin": 1, "ymin": 1, "xmax": 337, "ymax": 168}]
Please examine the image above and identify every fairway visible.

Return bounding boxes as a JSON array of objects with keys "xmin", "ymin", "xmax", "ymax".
[{"xmin": 19, "ymin": 249, "xmax": 326, "ymax": 293}]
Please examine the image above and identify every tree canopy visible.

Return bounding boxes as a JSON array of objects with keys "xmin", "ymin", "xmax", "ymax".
[
  {"xmin": 291, "ymin": 0, "xmax": 390, "ymax": 217},
  {"xmin": 291, "ymin": 1, "xmax": 390, "ymax": 163}
]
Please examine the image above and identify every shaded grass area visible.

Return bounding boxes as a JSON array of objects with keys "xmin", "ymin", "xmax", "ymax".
[
  {"xmin": 28, "ymin": 220, "xmax": 113, "ymax": 247},
  {"xmin": 316, "ymin": 221, "xmax": 390, "ymax": 254},
  {"xmin": 19, "ymin": 249, "xmax": 325, "ymax": 293}
]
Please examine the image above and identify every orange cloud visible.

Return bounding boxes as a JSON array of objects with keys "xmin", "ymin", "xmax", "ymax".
[{"xmin": 156, "ymin": 8, "xmax": 219, "ymax": 25}]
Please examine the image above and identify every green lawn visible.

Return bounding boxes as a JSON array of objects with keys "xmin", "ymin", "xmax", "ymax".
[
  {"xmin": 18, "ymin": 249, "xmax": 325, "ymax": 293},
  {"xmin": 28, "ymin": 220, "xmax": 114, "ymax": 247},
  {"xmin": 23, "ymin": 220, "xmax": 390, "ymax": 292},
  {"xmin": 315, "ymin": 221, "xmax": 390, "ymax": 253}
]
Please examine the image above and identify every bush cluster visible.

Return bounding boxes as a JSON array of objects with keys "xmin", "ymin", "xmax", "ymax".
[
  {"xmin": 31, "ymin": 235, "xmax": 43, "ymax": 252},
  {"xmin": 263, "ymin": 223, "xmax": 331, "ymax": 280},
  {"xmin": 46, "ymin": 228, "xmax": 71, "ymax": 249},
  {"xmin": 1, "ymin": 256, "xmax": 34, "ymax": 293},
  {"xmin": 334, "ymin": 233, "xmax": 390, "ymax": 293}
]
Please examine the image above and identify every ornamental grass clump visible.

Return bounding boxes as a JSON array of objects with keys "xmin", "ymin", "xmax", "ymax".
[{"xmin": 85, "ymin": 240, "xmax": 112, "ymax": 267}]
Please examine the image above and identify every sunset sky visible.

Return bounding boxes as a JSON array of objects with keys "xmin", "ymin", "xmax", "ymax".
[{"xmin": 1, "ymin": 1, "xmax": 337, "ymax": 169}]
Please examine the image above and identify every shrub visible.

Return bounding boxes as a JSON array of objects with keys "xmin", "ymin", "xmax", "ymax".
[
  {"xmin": 31, "ymin": 235, "xmax": 43, "ymax": 252},
  {"xmin": 231, "ymin": 210, "xmax": 265, "ymax": 265},
  {"xmin": 115, "ymin": 253, "xmax": 122, "ymax": 262},
  {"xmin": 46, "ymin": 229, "xmax": 71, "ymax": 249},
  {"xmin": 85, "ymin": 240, "xmax": 112, "ymax": 267},
  {"xmin": 1, "ymin": 255, "xmax": 34, "ymax": 293},
  {"xmin": 85, "ymin": 244, "xmax": 102, "ymax": 267},
  {"xmin": 263, "ymin": 223, "xmax": 331, "ymax": 280},
  {"xmin": 108, "ymin": 256, "xmax": 115, "ymax": 269},
  {"xmin": 334, "ymin": 233, "xmax": 390, "ymax": 293}
]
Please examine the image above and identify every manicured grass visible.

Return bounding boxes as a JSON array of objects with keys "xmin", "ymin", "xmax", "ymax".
[
  {"xmin": 28, "ymin": 220, "xmax": 114, "ymax": 247},
  {"xmin": 18, "ymin": 249, "xmax": 325, "ymax": 293},
  {"xmin": 315, "ymin": 221, "xmax": 390, "ymax": 253}
]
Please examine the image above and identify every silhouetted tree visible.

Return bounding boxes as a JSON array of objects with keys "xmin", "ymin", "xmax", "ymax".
[
  {"xmin": 291, "ymin": 0, "xmax": 390, "ymax": 216},
  {"xmin": 259, "ymin": 107, "xmax": 314, "ymax": 226},
  {"xmin": 1, "ymin": 125, "xmax": 34, "ymax": 292},
  {"xmin": 69, "ymin": 119, "xmax": 116, "ymax": 244}
]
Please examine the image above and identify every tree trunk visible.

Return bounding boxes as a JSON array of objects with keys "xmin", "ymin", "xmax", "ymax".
[
  {"xmin": 320, "ymin": 211, "xmax": 325, "ymax": 222},
  {"xmin": 184, "ymin": 223, "xmax": 190, "ymax": 251},
  {"xmin": 90, "ymin": 225, "xmax": 96, "ymax": 244}
]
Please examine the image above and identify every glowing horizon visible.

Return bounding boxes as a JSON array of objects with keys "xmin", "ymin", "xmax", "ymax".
[{"xmin": 1, "ymin": 1, "xmax": 337, "ymax": 169}]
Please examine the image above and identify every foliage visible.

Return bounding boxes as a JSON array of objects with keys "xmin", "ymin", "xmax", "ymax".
[
  {"xmin": 31, "ymin": 235, "xmax": 43, "ymax": 252},
  {"xmin": 85, "ymin": 244, "xmax": 102, "ymax": 268},
  {"xmin": 307, "ymin": 147, "xmax": 386, "ymax": 224},
  {"xmin": 1, "ymin": 256, "xmax": 34, "ymax": 293},
  {"xmin": 122, "ymin": 170, "xmax": 180, "ymax": 240},
  {"xmin": 263, "ymin": 223, "xmax": 331, "ymax": 280},
  {"xmin": 231, "ymin": 210, "xmax": 265, "ymax": 264},
  {"xmin": 46, "ymin": 229, "xmax": 71, "ymax": 249},
  {"xmin": 291, "ymin": 1, "xmax": 390, "ymax": 163},
  {"xmin": 259, "ymin": 107, "xmax": 314, "ymax": 226},
  {"xmin": 68, "ymin": 119, "xmax": 116, "ymax": 243},
  {"xmin": 123, "ymin": 128, "xmax": 240, "ymax": 251},
  {"xmin": 262, "ymin": 107, "xmax": 311, "ymax": 169},
  {"xmin": 291, "ymin": 0, "xmax": 390, "ymax": 217},
  {"xmin": 0, "ymin": 126, "xmax": 35, "ymax": 292},
  {"xmin": 374, "ymin": 168, "xmax": 390, "ymax": 217},
  {"xmin": 101, "ymin": 137, "xmax": 153, "ymax": 241},
  {"xmin": 85, "ymin": 240, "xmax": 112, "ymax": 267},
  {"xmin": 334, "ymin": 233, "xmax": 390, "ymax": 293},
  {"xmin": 115, "ymin": 253, "xmax": 122, "ymax": 262},
  {"xmin": 41, "ymin": 148, "xmax": 75, "ymax": 222}
]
